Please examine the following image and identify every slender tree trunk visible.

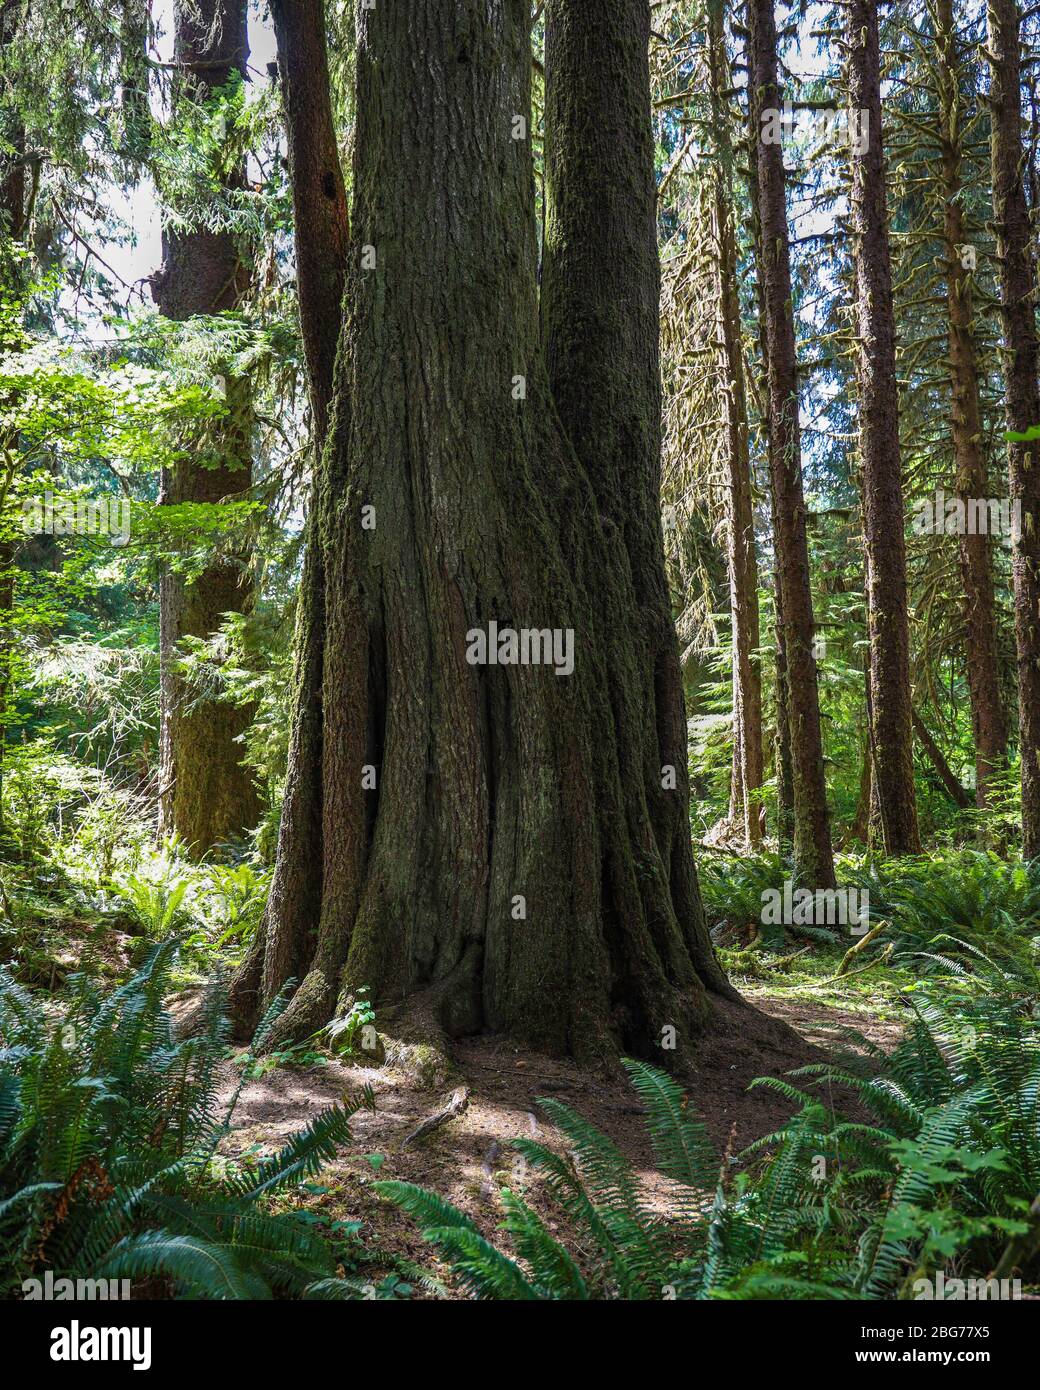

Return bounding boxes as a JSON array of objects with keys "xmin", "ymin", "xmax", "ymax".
[
  {"xmin": 227, "ymin": 0, "xmax": 352, "ymax": 1029},
  {"xmin": 911, "ymin": 707, "xmax": 971, "ymax": 809},
  {"xmin": 771, "ymin": 574, "xmax": 796, "ymax": 852},
  {"xmin": 847, "ymin": 732, "xmax": 872, "ymax": 846},
  {"xmin": 744, "ymin": 43, "xmax": 794, "ymax": 852},
  {"xmin": 152, "ymin": 0, "xmax": 259, "ymax": 856},
  {"xmin": 707, "ymin": 0, "xmax": 763, "ymax": 849},
  {"xmin": 268, "ymin": 0, "xmax": 349, "ymax": 445},
  {"xmin": 248, "ymin": 0, "xmax": 733, "ymax": 1060},
  {"xmin": 846, "ymin": 0, "xmax": 920, "ymax": 856},
  {"xmin": 0, "ymin": 1, "xmax": 25, "ymax": 834},
  {"xmin": 936, "ymin": 0, "xmax": 1007, "ymax": 807},
  {"xmin": 748, "ymin": 0, "xmax": 835, "ymax": 886},
  {"xmin": 987, "ymin": 0, "xmax": 1040, "ymax": 858}
]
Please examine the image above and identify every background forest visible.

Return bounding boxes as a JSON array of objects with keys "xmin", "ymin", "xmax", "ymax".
[{"xmin": 1, "ymin": 0, "xmax": 1040, "ymax": 1314}]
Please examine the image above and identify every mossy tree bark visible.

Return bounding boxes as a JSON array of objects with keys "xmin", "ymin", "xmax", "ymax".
[
  {"xmin": 706, "ymin": 0, "xmax": 763, "ymax": 849},
  {"xmin": 152, "ymin": 0, "xmax": 259, "ymax": 856},
  {"xmin": 243, "ymin": 0, "xmax": 733, "ymax": 1062},
  {"xmin": 748, "ymin": 0, "xmax": 835, "ymax": 887},
  {"xmin": 935, "ymin": 0, "xmax": 1007, "ymax": 808},
  {"xmin": 987, "ymin": 0, "xmax": 1040, "ymax": 857},
  {"xmin": 846, "ymin": 0, "xmax": 920, "ymax": 856},
  {"xmin": 228, "ymin": 0, "xmax": 350, "ymax": 1028}
]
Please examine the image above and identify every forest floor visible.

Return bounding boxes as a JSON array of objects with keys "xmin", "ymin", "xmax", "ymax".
[
  {"xmin": 5, "ymin": 865, "xmax": 921, "ymax": 1292},
  {"xmin": 208, "ymin": 966, "xmax": 910, "ymax": 1293}
]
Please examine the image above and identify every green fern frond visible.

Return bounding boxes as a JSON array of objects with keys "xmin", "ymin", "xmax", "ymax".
[{"xmin": 621, "ymin": 1058, "xmax": 716, "ymax": 1189}]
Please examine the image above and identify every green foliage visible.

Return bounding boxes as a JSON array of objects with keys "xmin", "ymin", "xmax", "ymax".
[
  {"xmin": 233, "ymin": 1041, "xmax": 326, "ymax": 1082},
  {"xmin": 700, "ymin": 850, "xmax": 788, "ymax": 941},
  {"xmin": 845, "ymin": 851, "xmax": 1040, "ymax": 970},
  {"xmin": 741, "ymin": 962, "xmax": 1040, "ymax": 1297},
  {"xmin": 114, "ymin": 869, "xmax": 191, "ymax": 938},
  {"xmin": 381, "ymin": 979, "xmax": 1040, "ymax": 1300},
  {"xmin": 0, "ymin": 939, "xmax": 378, "ymax": 1299},
  {"xmin": 703, "ymin": 846, "xmax": 1040, "ymax": 972},
  {"xmin": 320, "ymin": 988, "xmax": 376, "ymax": 1058},
  {"xmin": 196, "ymin": 862, "xmax": 269, "ymax": 948}
]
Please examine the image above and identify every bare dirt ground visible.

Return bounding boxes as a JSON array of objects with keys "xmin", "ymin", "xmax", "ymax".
[{"xmin": 214, "ymin": 992, "xmax": 905, "ymax": 1288}]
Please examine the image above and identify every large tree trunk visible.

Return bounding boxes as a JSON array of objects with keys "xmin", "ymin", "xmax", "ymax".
[
  {"xmin": 247, "ymin": 0, "xmax": 733, "ymax": 1062},
  {"xmin": 227, "ymin": 0, "xmax": 352, "ymax": 1029},
  {"xmin": 987, "ymin": 0, "xmax": 1040, "ymax": 858},
  {"xmin": 707, "ymin": 0, "xmax": 763, "ymax": 849},
  {"xmin": 748, "ymin": 0, "xmax": 835, "ymax": 887},
  {"xmin": 539, "ymin": 0, "xmax": 731, "ymax": 1026},
  {"xmin": 152, "ymin": 0, "xmax": 259, "ymax": 856},
  {"xmin": 936, "ymin": 0, "xmax": 1007, "ymax": 808},
  {"xmin": 846, "ymin": 0, "xmax": 920, "ymax": 856}
]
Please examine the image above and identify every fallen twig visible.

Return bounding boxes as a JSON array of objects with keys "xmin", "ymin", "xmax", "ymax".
[{"xmin": 401, "ymin": 1086, "xmax": 470, "ymax": 1148}]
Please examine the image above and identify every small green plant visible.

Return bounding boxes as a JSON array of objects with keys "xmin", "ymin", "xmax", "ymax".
[
  {"xmin": 203, "ymin": 861, "xmax": 268, "ymax": 946},
  {"xmin": 114, "ymin": 871, "xmax": 191, "ymax": 937},
  {"xmin": 71, "ymin": 793, "xmax": 139, "ymax": 886},
  {"xmin": 234, "ymin": 1040, "xmax": 326, "ymax": 1079},
  {"xmin": 0, "ymin": 754, "xmax": 65, "ymax": 861},
  {"xmin": 320, "ymin": 987, "xmax": 377, "ymax": 1057}
]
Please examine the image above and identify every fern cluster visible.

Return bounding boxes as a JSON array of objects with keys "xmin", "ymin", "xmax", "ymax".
[
  {"xmin": 380, "ymin": 967, "xmax": 1040, "ymax": 1299},
  {"xmin": 0, "ymin": 940, "xmax": 375, "ymax": 1299},
  {"xmin": 851, "ymin": 851, "xmax": 1040, "ymax": 970},
  {"xmin": 703, "ymin": 847, "xmax": 1040, "ymax": 971},
  {"xmin": 376, "ymin": 1060, "xmax": 723, "ymax": 1299},
  {"xmin": 742, "ymin": 954, "xmax": 1040, "ymax": 1296}
]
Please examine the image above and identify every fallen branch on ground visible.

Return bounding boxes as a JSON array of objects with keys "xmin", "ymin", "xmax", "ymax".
[{"xmin": 401, "ymin": 1086, "xmax": 471, "ymax": 1148}]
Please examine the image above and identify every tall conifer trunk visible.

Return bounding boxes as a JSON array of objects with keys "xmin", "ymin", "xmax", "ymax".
[
  {"xmin": 987, "ymin": 0, "xmax": 1040, "ymax": 856},
  {"xmin": 846, "ymin": 0, "xmax": 920, "ymax": 855},
  {"xmin": 707, "ymin": 0, "xmax": 763, "ymax": 848},
  {"xmin": 228, "ymin": 0, "xmax": 351, "ymax": 1026},
  {"xmin": 748, "ymin": 0, "xmax": 835, "ymax": 886},
  {"xmin": 936, "ymin": 0, "xmax": 1006, "ymax": 807},
  {"xmin": 152, "ymin": 0, "xmax": 259, "ymax": 855},
  {"xmin": 744, "ymin": 69, "xmax": 795, "ymax": 853}
]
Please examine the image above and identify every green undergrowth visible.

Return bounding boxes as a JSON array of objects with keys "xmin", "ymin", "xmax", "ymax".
[
  {"xmin": 0, "ymin": 746, "xmax": 270, "ymax": 993},
  {"xmin": 0, "ymin": 939, "xmax": 404, "ymax": 1299},
  {"xmin": 382, "ymin": 955, "xmax": 1040, "ymax": 1299}
]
